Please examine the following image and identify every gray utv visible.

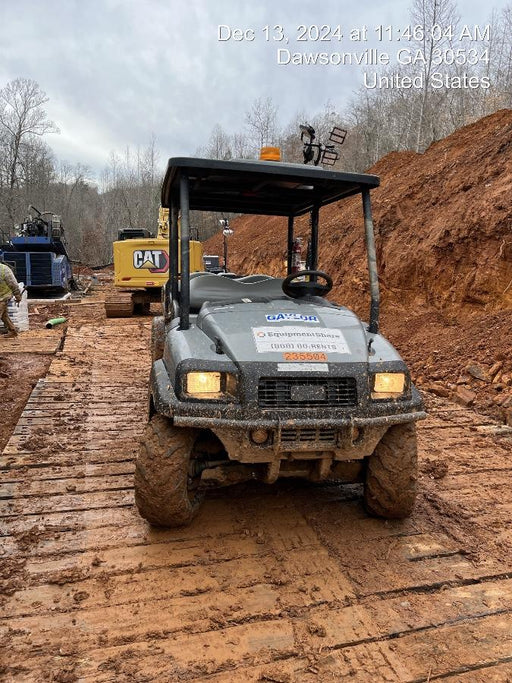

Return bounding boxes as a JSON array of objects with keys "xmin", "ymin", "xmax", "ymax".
[{"xmin": 135, "ymin": 157, "xmax": 426, "ymax": 527}]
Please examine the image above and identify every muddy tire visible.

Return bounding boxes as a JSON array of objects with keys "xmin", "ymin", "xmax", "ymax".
[
  {"xmin": 151, "ymin": 316, "xmax": 165, "ymax": 362},
  {"xmin": 364, "ymin": 422, "xmax": 418, "ymax": 519},
  {"xmin": 134, "ymin": 415, "xmax": 203, "ymax": 527}
]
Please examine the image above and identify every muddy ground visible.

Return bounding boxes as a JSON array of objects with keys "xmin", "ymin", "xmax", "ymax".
[
  {"xmin": 0, "ymin": 354, "xmax": 52, "ymax": 453},
  {"xmin": 1, "ymin": 281, "xmax": 512, "ymax": 681},
  {"xmin": 0, "ymin": 291, "xmax": 104, "ymax": 452}
]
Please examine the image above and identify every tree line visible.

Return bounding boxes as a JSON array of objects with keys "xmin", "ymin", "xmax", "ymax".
[{"xmin": 1, "ymin": 0, "xmax": 511, "ymax": 265}]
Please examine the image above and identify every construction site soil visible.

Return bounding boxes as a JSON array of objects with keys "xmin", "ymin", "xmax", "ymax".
[{"xmin": 1, "ymin": 111, "xmax": 512, "ymax": 680}]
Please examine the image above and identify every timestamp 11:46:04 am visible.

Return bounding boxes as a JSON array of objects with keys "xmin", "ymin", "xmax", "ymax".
[{"xmin": 218, "ymin": 24, "xmax": 491, "ymax": 44}]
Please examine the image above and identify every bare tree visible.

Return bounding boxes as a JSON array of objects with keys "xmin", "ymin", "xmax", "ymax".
[
  {"xmin": 99, "ymin": 138, "xmax": 162, "ymax": 262},
  {"xmin": 231, "ymin": 131, "xmax": 251, "ymax": 159},
  {"xmin": 410, "ymin": 0, "xmax": 459, "ymax": 151},
  {"xmin": 0, "ymin": 78, "xmax": 59, "ymax": 223},
  {"xmin": 204, "ymin": 124, "xmax": 232, "ymax": 160},
  {"xmin": 487, "ymin": 4, "xmax": 512, "ymax": 108},
  {"xmin": 245, "ymin": 97, "xmax": 278, "ymax": 151}
]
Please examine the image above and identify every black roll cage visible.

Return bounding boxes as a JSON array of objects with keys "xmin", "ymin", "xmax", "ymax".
[{"xmin": 161, "ymin": 157, "xmax": 380, "ymax": 335}]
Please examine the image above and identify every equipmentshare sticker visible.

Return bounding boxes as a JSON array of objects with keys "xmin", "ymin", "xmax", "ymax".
[{"xmin": 252, "ymin": 326, "xmax": 350, "ymax": 354}]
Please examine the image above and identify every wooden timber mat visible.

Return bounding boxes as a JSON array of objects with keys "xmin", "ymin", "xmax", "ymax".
[
  {"xmin": 1, "ymin": 320, "xmax": 512, "ymax": 681},
  {"xmin": 0, "ymin": 329, "xmax": 64, "ymax": 355}
]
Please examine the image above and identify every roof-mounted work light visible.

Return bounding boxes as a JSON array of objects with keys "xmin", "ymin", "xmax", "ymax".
[
  {"xmin": 329, "ymin": 126, "xmax": 347, "ymax": 146},
  {"xmin": 321, "ymin": 147, "xmax": 339, "ymax": 166},
  {"xmin": 300, "ymin": 123, "xmax": 347, "ymax": 167}
]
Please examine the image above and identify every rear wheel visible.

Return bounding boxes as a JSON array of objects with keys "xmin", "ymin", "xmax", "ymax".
[
  {"xmin": 135, "ymin": 415, "xmax": 203, "ymax": 527},
  {"xmin": 364, "ymin": 422, "xmax": 418, "ymax": 519}
]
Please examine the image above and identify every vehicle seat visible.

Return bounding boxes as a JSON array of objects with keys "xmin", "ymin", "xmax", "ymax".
[
  {"xmin": 236, "ymin": 274, "xmax": 274, "ymax": 283},
  {"xmin": 190, "ymin": 271, "xmax": 216, "ymax": 280},
  {"xmin": 189, "ymin": 274, "xmax": 285, "ymax": 311}
]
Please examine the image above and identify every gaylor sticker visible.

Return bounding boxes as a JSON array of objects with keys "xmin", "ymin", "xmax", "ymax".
[
  {"xmin": 252, "ymin": 326, "xmax": 350, "ymax": 354},
  {"xmin": 265, "ymin": 313, "xmax": 318, "ymax": 323},
  {"xmin": 283, "ymin": 352, "xmax": 327, "ymax": 362}
]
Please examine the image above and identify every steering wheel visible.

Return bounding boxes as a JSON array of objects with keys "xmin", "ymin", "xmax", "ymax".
[{"xmin": 282, "ymin": 270, "xmax": 333, "ymax": 298}]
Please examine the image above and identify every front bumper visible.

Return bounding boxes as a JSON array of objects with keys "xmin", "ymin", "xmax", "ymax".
[
  {"xmin": 152, "ymin": 359, "xmax": 426, "ymax": 427},
  {"xmin": 150, "ymin": 360, "xmax": 426, "ymax": 468}
]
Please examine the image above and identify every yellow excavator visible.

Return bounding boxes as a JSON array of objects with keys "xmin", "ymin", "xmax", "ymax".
[{"xmin": 105, "ymin": 207, "xmax": 204, "ymax": 317}]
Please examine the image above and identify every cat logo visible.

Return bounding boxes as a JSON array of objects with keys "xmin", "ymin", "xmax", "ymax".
[{"xmin": 133, "ymin": 249, "xmax": 169, "ymax": 273}]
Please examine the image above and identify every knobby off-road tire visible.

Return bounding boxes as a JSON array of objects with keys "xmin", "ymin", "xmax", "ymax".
[
  {"xmin": 364, "ymin": 421, "xmax": 418, "ymax": 519},
  {"xmin": 135, "ymin": 415, "xmax": 203, "ymax": 527},
  {"xmin": 150, "ymin": 316, "xmax": 165, "ymax": 362}
]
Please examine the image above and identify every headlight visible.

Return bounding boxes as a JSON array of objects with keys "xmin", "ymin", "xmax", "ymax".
[
  {"xmin": 186, "ymin": 371, "xmax": 221, "ymax": 396},
  {"xmin": 372, "ymin": 372, "xmax": 406, "ymax": 399},
  {"xmin": 184, "ymin": 371, "xmax": 237, "ymax": 399}
]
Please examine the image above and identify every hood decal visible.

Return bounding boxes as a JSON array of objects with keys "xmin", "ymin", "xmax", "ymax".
[
  {"xmin": 252, "ymin": 326, "xmax": 350, "ymax": 354},
  {"xmin": 265, "ymin": 312, "xmax": 319, "ymax": 323}
]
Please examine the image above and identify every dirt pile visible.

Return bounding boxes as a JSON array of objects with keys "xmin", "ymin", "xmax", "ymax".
[
  {"xmin": 205, "ymin": 110, "xmax": 512, "ymax": 420},
  {"xmin": 382, "ymin": 307, "xmax": 512, "ymax": 425},
  {"xmin": 206, "ymin": 109, "xmax": 512, "ymax": 313}
]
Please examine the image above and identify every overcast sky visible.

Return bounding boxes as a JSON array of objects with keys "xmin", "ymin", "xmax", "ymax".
[{"xmin": 0, "ymin": 0, "xmax": 505, "ymax": 178}]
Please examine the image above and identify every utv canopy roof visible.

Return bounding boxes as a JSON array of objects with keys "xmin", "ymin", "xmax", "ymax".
[{"xmin": 161, "ymin": 157, "xmax": 380, "ymax": 217}]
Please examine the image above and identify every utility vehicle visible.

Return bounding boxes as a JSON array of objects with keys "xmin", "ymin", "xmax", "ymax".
[{"xmin": 135, "ymin": 156, "xmax": 426, "ymax": 527}]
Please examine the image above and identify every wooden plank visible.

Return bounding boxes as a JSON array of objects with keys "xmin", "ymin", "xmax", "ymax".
[
  {"xmin": 1, "ymin": 508, "xmax": 322, "ymax": 562},
  {"xmin": 1, "ymin": 473, "xmax": 133, "ymax": 498},
  {"xmin": 4, "ymin": 431, "xmax": 141, "ymax": 452},
  {"xmin": 22, "ymin": 405, "xmax": 143, "ymax": 415},
  {"xmin": 0, "ymin": 329, "xmax": 63, "ymax": 354},
  {"xmin": 0, "ymin": 447, "xmax": 137, "ymax": 469},
  {"xmin": 0, "ymin": 489, "xmax": 134, "ymax": 517},
  {"xmin": 445, "ymin": 662, "xmax": 512, "ymax": 681},
  {"xmin": 203, "ymin": 646, "xmax": 403, "ymax": 683},
  {"xmin": 0, "ymin": 505, "xmax": 140, "ymax": 537},
  {"xmin": 387, "ymin": 613, "xmax": 512, "ymax": 680},
  {"xmin": 1, "ymin": 618, "xmax": 297, "ymax": 680},
  {"xmin": 1, "ymin": 460, "xmax": 134, "ymax": 484},
  {"xmin": 14, "ymin": 415, "xmax": 142, "ymax": 429},
  {"xmin": 24, "ymin": 534, "xmax": 267, "ymax": 582},
  {"xmin": 3, "ymin": 545, "xmax": 353, "ymax": 619}
]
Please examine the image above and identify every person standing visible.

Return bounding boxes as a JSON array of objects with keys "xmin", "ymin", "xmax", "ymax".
[{"xmin": 0, "ymin": 262, "xmax": 22, "ymax": 337}]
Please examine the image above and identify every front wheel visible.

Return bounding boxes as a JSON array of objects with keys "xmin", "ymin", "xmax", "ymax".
[
  {"xmin": 150, "ymin": 316, "xmax": 165, "ymax": 362},
  {"xmin": 364, "ymin": 422, "xmax": 418, "ymax": 519},
  {"xmin": 134, "ymin": 415, "xmax": 203, "ymax": 527}
]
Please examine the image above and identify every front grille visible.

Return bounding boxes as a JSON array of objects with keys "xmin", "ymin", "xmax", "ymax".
[
  {"xmin": 281, "ymin": 428, "xmax": 337, "ymax": 445},
  {"xmin": 29, "ymin": 253, "xmax": 53, "ymax": 286},
  {"xmin": 258, "ymin": 377, "xmax": 357, "ymax": 408}
]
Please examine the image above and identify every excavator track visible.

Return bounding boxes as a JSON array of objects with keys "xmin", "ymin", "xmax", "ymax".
[
  {"xmin": 104, "ymin": 292, "xmax": 134, "ymax": 318},
  {"xmin": 2, "ymin": 317, "xmax": 512, "ymax": 680}
]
